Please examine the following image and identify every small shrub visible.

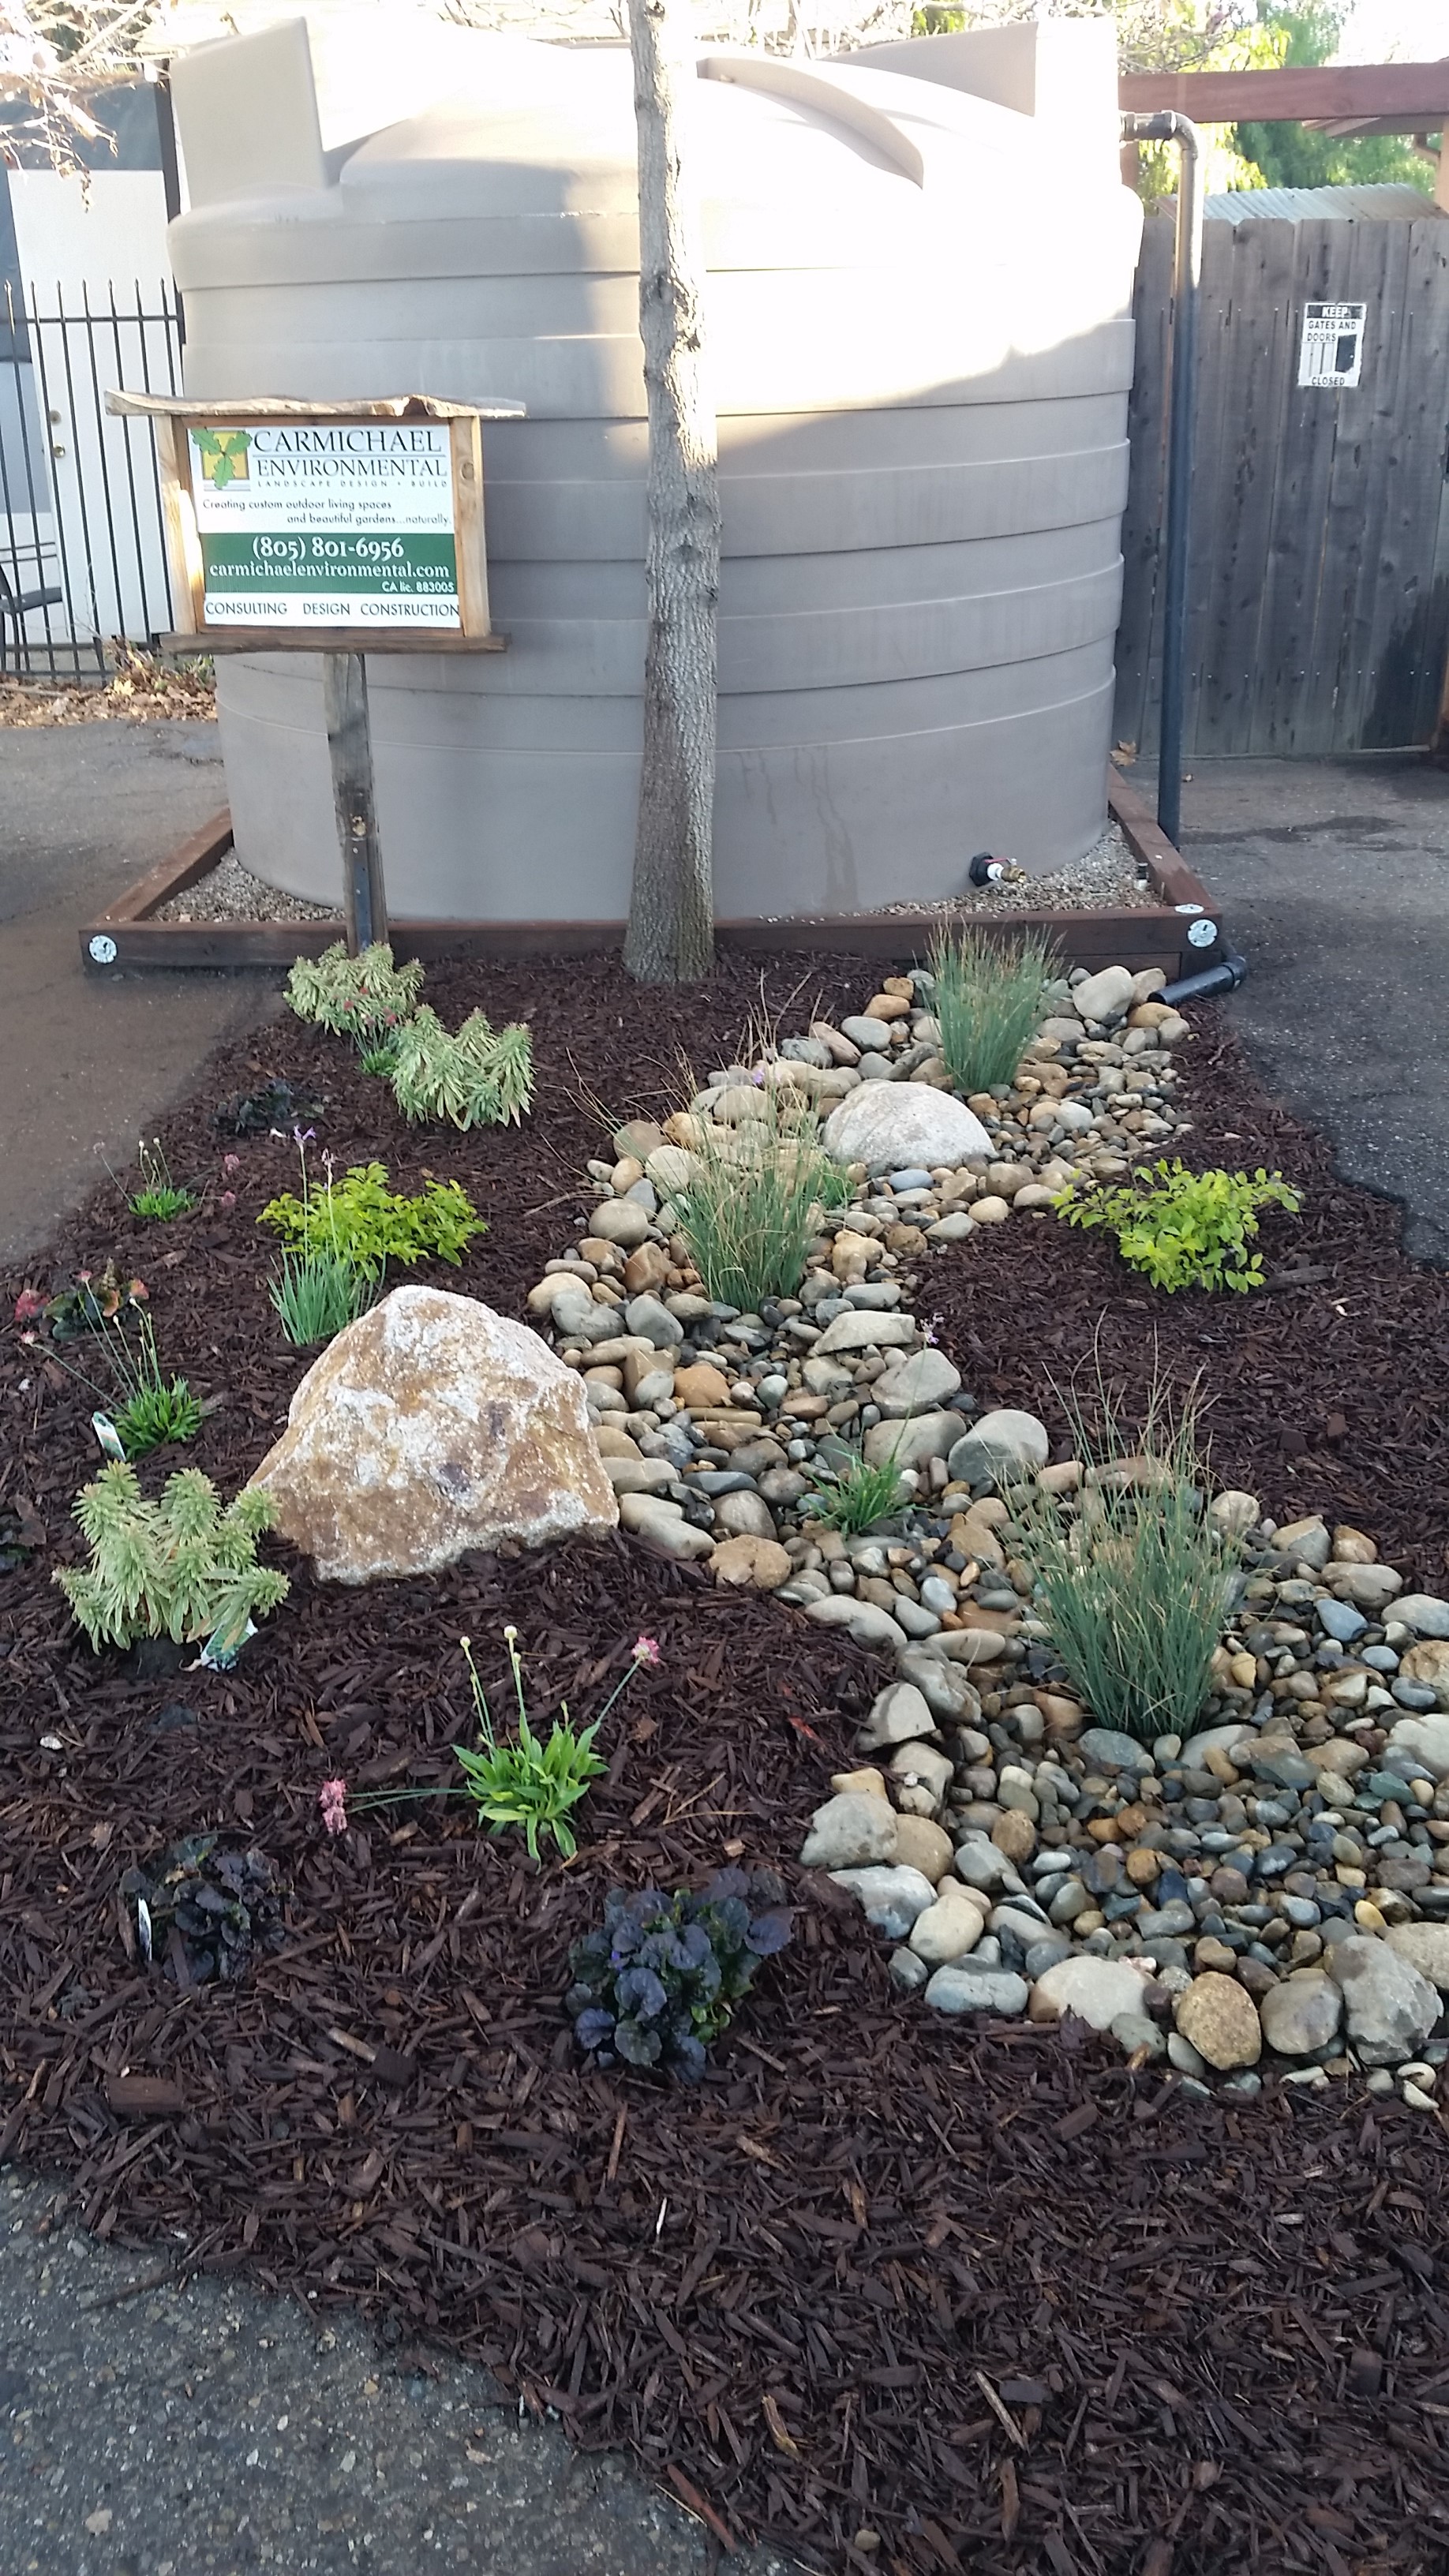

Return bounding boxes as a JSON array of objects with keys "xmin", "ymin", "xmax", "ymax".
[
  {"xmin": 17, "ymin": 1264, "xmax": 147, "ymax": 1343},
  {"xmin": 123, "ymin": 1139, "xmax": 194, "ymax": 1222},
  {"xmin": 566, "ymin": 1870, "xmax": 793, "ymax": 2082},
  {"xmin": 1010, "ymin": 1374, "xmax": 1235, "ymax": 1744},
  {"xmin": 452, "ymin": 1627, "xmax": 654, "ymax": 1860},
  {"xmin": 358, "ymin": 1039, "xmax": 402, "ymax": 1079},
  {"xmin": 122, "ymin": 1836, "xmax": 284, "ymax": 1986},
  {"xmin": 259, "ymin": 1159, "xmax": 485, "ymax": 1277},
  {"xmin": 674, "ymin": 1085, "xmax": 842, "ymax": 1310},
  {"xmin": 1054, "ymin": 1159, "xmax": 1300, "ymax": 1294},
  {"xmin": 388, "ymin": 1005, "xmax": 534, "ymax": 1130},
  {"xmin": 805, "ymin": 1440, "xmax": 906, "ymax": 1535},
  {"xmin": 927, "ymin": 927, "xmax": 1056, "ymax": 1094},
  {"xmin": 213, "ymin": 1077, "xmax": 326, "ymax": 1138},
  {"xmin": 285, "ymin": 942, "xmax": 425, "ymax": 1046},
  {"xmin": 20, "ymin": 1288, "xmax": 200, "ymax": 1459},
  {"xmin": 54, "ymin": 1463, "xmax": 289, "ymax": 1653}
]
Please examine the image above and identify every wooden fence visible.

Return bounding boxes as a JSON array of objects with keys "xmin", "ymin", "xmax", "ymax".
[{"xmin": 1115, "ymin": 205, "xmax": 1449, "ymax": 757}]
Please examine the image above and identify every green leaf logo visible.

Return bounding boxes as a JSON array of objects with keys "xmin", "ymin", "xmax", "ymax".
[{"xmin": 195, "ymin": 429, "xmax": 251, "ymax": 488}]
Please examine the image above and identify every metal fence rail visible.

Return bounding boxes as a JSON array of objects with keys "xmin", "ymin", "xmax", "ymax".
[{"xmin": 0, "ymin": 279, "xmax": 182, "ymax": 682}]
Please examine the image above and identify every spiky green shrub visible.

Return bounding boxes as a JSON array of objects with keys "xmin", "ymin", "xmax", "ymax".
[
  {"xmin": 927, "ymin": 927, "xmax": 1056, "ymax": 1095},
  {"xmin": 1009, "ymin": 1375, "xmax": 1235, "ymax": 1743},
  {"xmin": 54, "ymin": 1464, "xmax": 289, "ymax": 1653},
  {"xmin": 388, "ymin": 1005, "xmax": 534, "ymax": 1130},
  {"xmin": 285, "ymin": 942, "xmax": 425, "ymax": 1046}
]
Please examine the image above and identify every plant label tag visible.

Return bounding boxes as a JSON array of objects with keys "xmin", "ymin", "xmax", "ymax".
[
  {"xmin": 92, "ymin": 1412, "xmax": 126, "ymax": 1462},
  {"xmin": 198, "ymin": 1608, "xmax": 257, "ymax": 1672}
]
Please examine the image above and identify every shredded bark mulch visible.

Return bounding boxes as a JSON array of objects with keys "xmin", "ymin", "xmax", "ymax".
[
  {"xmin": 927, "ymin": 1005, "xmax": 1449, "ymax": 1588},
  {"xmin": 3, "ymin": 957, "xmax": 1449, "ymax": 2574}
]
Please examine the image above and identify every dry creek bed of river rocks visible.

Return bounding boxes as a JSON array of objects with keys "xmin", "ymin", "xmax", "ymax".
[{"xmin": 521, "ymin": 959, "xmax": 1449, "ymax": 2109}]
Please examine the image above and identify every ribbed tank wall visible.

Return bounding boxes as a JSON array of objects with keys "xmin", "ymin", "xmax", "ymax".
[{"xmin": 172, "ymin": 44, "xmax": 1142, "ymax": 918}]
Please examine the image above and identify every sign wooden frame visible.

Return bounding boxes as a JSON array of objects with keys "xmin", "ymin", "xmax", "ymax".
[{"xmin": 104, "ymin": 392, "xmax": 522, "ymax": 651}]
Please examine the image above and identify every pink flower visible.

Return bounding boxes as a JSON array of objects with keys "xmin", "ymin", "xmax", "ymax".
[
  {"xmin": 318, "ymin": 1778, "xmax": 348, "ymax": 1836},
  {"xmin": 13, "ymin": 1290, "xmax": 45, "ymax": 1324},
  {"xmin": 218, "ymin": 1191, "xmax": 236, "ymax": 1212},
  {"xmin": 222, "ymin": 1154, "xmax": 241, "ymax": 1177},
  {"xmin": 632, "ymin": 1635, "xmax": 661, "ymax": 1667}
]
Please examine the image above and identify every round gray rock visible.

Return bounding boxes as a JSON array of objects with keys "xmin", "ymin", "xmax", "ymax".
[
  {"xmin": 822, "ymin": 1081, "xmax": 991, "ymax": 1175},
  {"xmin": 947, "ymin": 1408, "xmax": 1050, "ymax": 1488}
]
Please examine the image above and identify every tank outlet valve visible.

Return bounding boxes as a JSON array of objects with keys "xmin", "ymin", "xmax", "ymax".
[{"xmin": 967, "ymin": 852, "xmax": 1026, "ymax": 891}]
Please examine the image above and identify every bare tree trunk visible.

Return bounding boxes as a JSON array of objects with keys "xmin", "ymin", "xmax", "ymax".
[{"xmin": 623, "ymin": 0, "xmax": 720, "ymax": 986}]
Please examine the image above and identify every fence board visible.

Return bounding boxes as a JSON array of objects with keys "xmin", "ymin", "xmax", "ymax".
[{"xmin": 1117, "ymin": 206, "xmax": 1449, "ymax": 757}]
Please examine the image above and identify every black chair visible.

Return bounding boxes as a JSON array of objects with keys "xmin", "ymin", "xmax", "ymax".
[{"xmin": 0, "ymin": 560, "xmax": 64, "ymax": 674}]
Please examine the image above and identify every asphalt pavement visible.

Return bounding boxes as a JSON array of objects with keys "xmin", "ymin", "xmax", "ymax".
[{"xmin": 1134, "ymin": 750, "xmax": 1449, "ymax": 1264}]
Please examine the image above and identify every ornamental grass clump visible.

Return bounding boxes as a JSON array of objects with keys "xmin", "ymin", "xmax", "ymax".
[
  {"xmin": 54, "ymin": 1463, "xmax": 288, "ymax": 1654},
  {"xmin": 673, "ymin": 1083, "xmax": 845, "ymax": 1311},
  {"xmin": 1054, "ymin": 1158, "xmax": 1301, "ymax": 1294},
  {"xmin": 805, "ymin": 1436, "xmax": 907, "ymax": 1536},
  {"xmin": 566, "ymin": 1870, "xmax": 793, "ymax": 2082},
  {"xmin": 927, "ymin": 925, "xmax": 1055, "ymax": 1095},
  {"xmin": 17, "ymin": 1280, "xmax": 200, "ymax": 1459},
  {"xmin": 116, "ymin": 1138, "xmax": 194, "ymax": 1222},
  {"xmin": 1010, "ymin": 1373, "xmax": 1235, "ymax": 1746}
]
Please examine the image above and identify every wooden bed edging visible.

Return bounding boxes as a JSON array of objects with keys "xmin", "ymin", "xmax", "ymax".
[{"xmin": 80, "ymin": 776, "xmax": 1222, "ymax": 981}]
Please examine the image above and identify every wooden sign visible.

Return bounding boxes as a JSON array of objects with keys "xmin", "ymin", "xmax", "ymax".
[
  {"xmin": 105, "ymin": 392, "xmax": 525, "ymax": 952},
  {"xmin": 105, "ymin": 393, "xmax": 522, "ymax": 653}
]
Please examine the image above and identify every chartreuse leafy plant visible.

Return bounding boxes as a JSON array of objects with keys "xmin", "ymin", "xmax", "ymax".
[
  {"xmin": 260, "ymin": 1135, "xmax": 376, "ymax": 1346},
  {"xmin": 566, "ymin": 1870, "xmax": 794, "ymax": 2082},
  {"xmin": 452, "ymin": 1627, "xmax": 655, "ymax": 1861},
  {"xmin": 927, "ymin": 926, "xmax": 1056, "ymax": 1095},
  {"xmin": 54, "ymin": 1464, "xmax": 288, "ymax": 1654},
  {"xmin": 259, "ymin": 1159, "xmax": 485, "ymax": 1279},
  {"xmin": 1054, "ymin": 1158, "xmax": 1300, "ymax": 1293},
  {"xmin": 1010, "ymin": 1370, "xmax": 1235, "ymax": 1746},
  {"xmin": 285, "ymin": 942, "xmax": 425, "ymax": 1048},
  {"xmin": 388, "ymin": 1005, "xmax": 534, "ymax": 1131}
]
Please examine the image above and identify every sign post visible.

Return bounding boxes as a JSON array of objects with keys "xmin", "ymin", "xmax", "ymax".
[{"xmin": 107, "ymin": 393, "xmax": 522, "ymax": 952}]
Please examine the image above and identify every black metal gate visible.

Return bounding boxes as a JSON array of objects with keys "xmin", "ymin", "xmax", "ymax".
[{"xmin": 0, "ymin": 279, "xmax": 182, "ymax": 681}]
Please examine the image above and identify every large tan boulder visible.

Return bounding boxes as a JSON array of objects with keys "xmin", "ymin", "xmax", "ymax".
[{"xmin": 251, "ymin": 1285, "xmax": 617, "ymax": 1582}]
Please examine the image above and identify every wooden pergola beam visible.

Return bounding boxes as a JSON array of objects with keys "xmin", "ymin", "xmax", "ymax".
[{"xmin": 1118, "ymin": 62, "xmax": 1449, "ymax": 129}]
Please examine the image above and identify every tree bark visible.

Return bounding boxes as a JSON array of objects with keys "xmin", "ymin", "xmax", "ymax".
[{"xmin": 623, "ymin": 0, "xmax": 721, "ymax": 986}]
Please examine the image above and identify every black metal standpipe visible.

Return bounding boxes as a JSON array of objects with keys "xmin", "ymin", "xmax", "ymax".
[{"xmin": 1121, "ymin": 110, "xmax": 1202, "ymax": 853}]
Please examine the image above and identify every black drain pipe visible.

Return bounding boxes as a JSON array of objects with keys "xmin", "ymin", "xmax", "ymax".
[
  {"xmin": 1121, "ymin": 110, "xmax": 1203, "ymax": 855},
  {"xmin": 1159, "ymin": 948, "xmax": 1248, "ymax": 1006}
]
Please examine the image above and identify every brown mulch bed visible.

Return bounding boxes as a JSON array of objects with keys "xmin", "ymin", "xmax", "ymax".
[
  {"xmin": 928, "ymin": 1005, "xmax": 1449, "ymax": 1588},
  {"xmin": 2, "ymin": 957, "xmax": 1449, "ymax": 2574}
]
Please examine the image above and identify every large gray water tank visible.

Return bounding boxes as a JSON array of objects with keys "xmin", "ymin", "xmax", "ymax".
[{"xmin": 168, "ymin": 20, "xmax": 1141, "ymax": 920}]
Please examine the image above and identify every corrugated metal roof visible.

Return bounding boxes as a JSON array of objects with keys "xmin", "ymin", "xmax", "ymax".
[{"xmin": 1204, "ymin": 183, "xmax": 1441, "ymax": 223}]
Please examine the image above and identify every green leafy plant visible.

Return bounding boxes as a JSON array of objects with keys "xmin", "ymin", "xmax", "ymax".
[
  {"xmin": 452, "ymin": 1626, "xmax": 655, "ymax": 1861},
  {"xmin": 284, "ymin": 942, "xmax": 425, "ymax": 1047},
  {"xmin": 565, "ymin": 1870, "xmax": 793, "ymax": 2082},
  {"xmin": 673, "ymin": 1084, "xmax": 844, "ymax": 1310},
  {"xmin": 358, "ymin": 1039, "xmax": 402, "ymax": 1078},
  {"xmin": 1054, "ymin": 1159, "xmax": 1300, "ymax": 1293},
  {"xmin": 212, "ymin": 1077, "xmax": 325, "ymax": 1139},
  {"xmin": 260, "ymin": 1136, "xmax": 376, "ymax": 1343},
  {"xmin": 388, "ymin": 1005, "xmax": 534, "ymax": 1130},
  {"xmin": 259, "ymin": 1159, "xmax": 485, "ymax": 1278},
  {"xmin": 805, "ymin": 1433, "xmax": 908, "ymax": 1535},
  {"xmin": 54, "ymin": 1463, "xmax": 288, "ymax": 1654},
  {"xmin": 15, "ymin": 1264, "xmax": 147, "ymax": 1342},
  {"xmin": 19, "ymin": 1283, "xmax": 200, "ymax": 1459},
  {"xmin": 927, "ymin": 926, "xmax": 1056, "ymax": 1095},
  {"xmin": 119, "ymin": 1138, "xmax": 194, "ymax": 1222},
  {"xmin": 1010, "ymin": 1371, "xmax": 1234, "ymax": 1745}
]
